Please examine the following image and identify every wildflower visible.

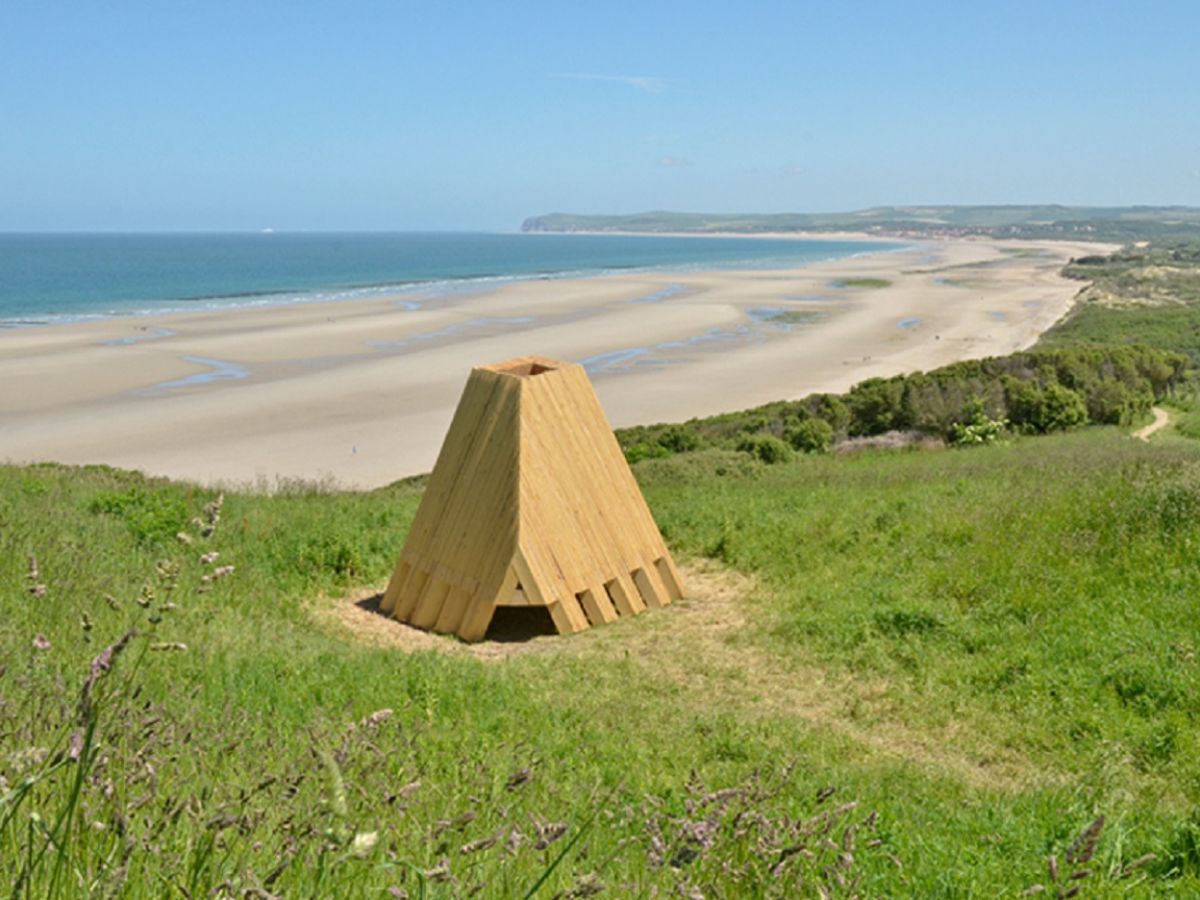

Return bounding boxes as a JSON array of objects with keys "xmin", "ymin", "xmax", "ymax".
[{"xmin": 351, "ymin": 831, "xmax": 378, "ymax": 857}]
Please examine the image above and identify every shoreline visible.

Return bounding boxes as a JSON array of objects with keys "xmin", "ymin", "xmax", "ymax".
[
  {"xmin": 518, "ymin": 228, "xmax": 913, "ymax": 243},
  {"xmin": 0, "ymin": 236, "xmax": 1111, "ymax": 488},
  {"xmin": 0, "ymin": 231, "xmax": 902, "ymax": 331}
]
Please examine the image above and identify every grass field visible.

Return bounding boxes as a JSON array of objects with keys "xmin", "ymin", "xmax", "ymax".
[
  {"xmin": 5, "ymin": 237, "xmax": 1200, "ymax": 895},
  {"xmin": 3, "ymin": 423, "xmax": 1199, "ymax": 895},
  {"xmin": 1042, "ymin": 239, "xmax": 1200, "ymax": 364}
]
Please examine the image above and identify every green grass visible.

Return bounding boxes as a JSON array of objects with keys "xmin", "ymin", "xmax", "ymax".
[
  {"xmin": 834, "ymin": 277, "xmax": 892, "ymax": 289},
  {"xmin": 3, "ymin": 428, "xmax": 1199, "ymax": 894},
  {"xmin": 1043, "ymin": 239, "xmax": 1200, "ymax": 364},
  {"xmin": 764, "ymin": 309, "xmax": 825, "ymax": 326},
  {"xmin": 1041, "ymin": 303, "xmax": 1200, "ymax": 364}
]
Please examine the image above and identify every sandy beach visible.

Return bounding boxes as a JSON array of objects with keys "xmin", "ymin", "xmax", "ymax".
[{"xmin": 0, "ymin": 236, "xmax": 1110, "ymax": 488}]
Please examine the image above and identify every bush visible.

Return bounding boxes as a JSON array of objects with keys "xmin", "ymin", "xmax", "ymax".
[
  {"xmin": 948, "ymin": 401, "xmax": 1007, "ymax": 446},
  {"xmin": 848, "ymin": 378, "xmax": 906, "ymax": 435},
  {"xmin": 657, "ymin": 425, "xmax": 701, "ymax": 454},
  {"xmin": 1040, "ymin": 383, "xmax": 1089, "ymax": 432},
  {"xmin": 784, "ymin": 417, "xmax": 834, "ymax": 453},
  {"xmin": 803, "ymin": 393, "xmax": 851, "ymax": 436},
  {"xmin": 1002, "ymin": 376, "xmax": 1048, "ymax": 432},
  {"xmin": 624, "ymin": 442, "xmax": 672, "ymax": 465},
  {"xmin": 737, "ymin": 434, "xmax": 793, "ymax": 464},
  {"xmin": 1083, "ymin": 378, "xmax": 1148, "ymax": 426},
  {"xmin": 613, "ymin": 344, "xmax": 1186, "ymax": 453}
]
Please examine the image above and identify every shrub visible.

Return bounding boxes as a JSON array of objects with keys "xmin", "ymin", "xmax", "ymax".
[
  {"xmin": 848, "ymin": 378, "xmax": 906, "ymax": 435},
  {"xmin": 737, "ymin": 434, "xmax": 793, "ymax": 464},
  {"xmin": 804, "ymin": 393, "xmax": 851, "ymax": 436},
  {"xmin": 1083, "ymin": 377, "xmax": 1148, "ymax": 425},
  {"xmin": 657, "ymin": 425, "xmax": 701, "ymax": 454},
  {"xmin": 737, "ymin": 414, "xmax": 773, "ymax": 435},
  {"xmin": 784, "ymin": 417, "xmax": 834, "ymax": 453},
  {"xmin": 624, "ymin": 442, "xmax": 672, "ymax": 465},
  {"xmin": 1040, "ymin": 383, "xmax": 1089, "ymax": 432},
  {"xmin": 948, "ymin": 399, "xmax": 1007, "ymax": 446},
  {"xmin": 1002, "ymin": 376, "xmax": 1047, "ymax": 432}
]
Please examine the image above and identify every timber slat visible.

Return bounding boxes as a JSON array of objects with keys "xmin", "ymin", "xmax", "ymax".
[
  {"xmin": 434, "ymin": 586, "xmax": 472, "ymax": 635},
  {"xmin": 632, "ymin": 566, "xmax": 668, "ymax": 609},
  {"xmin": 411, "ymin": 579, "xmax": 450, "ymax": 630},
  {"xmin": 578, "ymin": 583, "xmax": 619, "ymax": 625},
  {"xmin": 606, "ymin": 575, "xmax": 643, "ymax": 616}
]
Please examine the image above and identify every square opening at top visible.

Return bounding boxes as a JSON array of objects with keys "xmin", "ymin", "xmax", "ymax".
[{"xmin": 493, "ymin": 360, "xmax": 557, "ymax": 378}]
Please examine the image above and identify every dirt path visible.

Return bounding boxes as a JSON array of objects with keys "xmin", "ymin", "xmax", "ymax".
[
  {"xmin": 318, "ymin": 560, "xmax": 1055, "ymax": 791},
  {"xmin": 1133, "ymin": 406, "xmax": 1169, "ymax": 441}
]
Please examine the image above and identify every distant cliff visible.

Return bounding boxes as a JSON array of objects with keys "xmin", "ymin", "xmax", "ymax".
[{"xmin": 521, "ymin": 206, "xmax": 1200, "ymax": 241}]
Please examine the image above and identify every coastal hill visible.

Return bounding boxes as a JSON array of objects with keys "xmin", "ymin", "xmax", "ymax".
[
  {"xmin": 522, "ymin": 204, "xmax": 1200, "ymax": 241},
  {"xmin": 5, "ymin": 233, "xmax": 1200, "ymax": 893}
]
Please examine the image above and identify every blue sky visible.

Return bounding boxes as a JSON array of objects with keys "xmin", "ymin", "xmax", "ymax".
[{"xmin": 2, "ymin": 0, "xmax": 1198, "ymax": 231}]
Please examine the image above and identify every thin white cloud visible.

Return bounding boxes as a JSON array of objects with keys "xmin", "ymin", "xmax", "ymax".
[
  {"xmin": 554, "ymin": 73, "xmax": 668, "ymax": 94},
  {"xmin": 656, "ymin": 156, "xmax": 693, "ymax": 169}
]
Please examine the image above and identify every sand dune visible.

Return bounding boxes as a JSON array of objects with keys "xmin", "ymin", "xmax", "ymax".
[{"xmin": 0, "ymin": 236, "xmax": 1109, "ymax": 488}]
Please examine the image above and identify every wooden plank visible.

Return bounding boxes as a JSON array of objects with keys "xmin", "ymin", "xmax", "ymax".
[
  {"xmin": 640, "ymin": 559, "xmax": 674, "ymax": 607},
  {"xmin": 496, "ymin": 585, "xmax": 529, "ymax": 607},
  {"xmin": 411, "ymin": 579, "xmax": 451, "ymax": 630},
  {"xmin": 394, "ymin": 366, "xmax": 522, "ymax": 639},
  {"xmin": 380, "ymin": 558, "xmax": 411, "ymax": 614},
  {"xmin": 556, "ymin": 366, "xmax": 666, "ymax": 557},
  {"xmin": 521, "ymin": 362, "xmax": 685, "ymax": 621},
  {"xmin": 457, "ymin": 567, "xmax": 515, "ymax": 641},
  {"xmin": 577, "ymin": 583, "xmax": 618, "ymax": 625},
  {"xmin": 631, "ymin": 566, "xmax": 667, "ymax": 609},
  {"xmin": 605, "ymin": 575, "xmax": 642, "ymax": 616},
  {"xmin": 546, "ymin": 597, "xmax": 589, "ymax": 634},
  {"xmin": 511, "ymin": 551, "xmax": 548, "ymax": 606},
  {"xmin": 457, "ymin": 596, "xmax": 496, "ymax": 642},
  {"xmin": 654, "ymin": 555, "xmax": 686, "ymax": 602},
  {"xmin": 434, "ymin": 586, "xmax": 472, "ymax": 635},
  {"xmin": 393, "ymin": 567, "xmax": 429, "ymax": 622}
]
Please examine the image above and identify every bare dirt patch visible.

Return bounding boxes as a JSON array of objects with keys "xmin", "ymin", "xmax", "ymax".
[
  {"xmin": 313, "ymin": 559, "xmax": 750, "ymax": 661},
  {"xmin": 315, "ymin": 559, "xmax": 1056, "ymax": 790}
]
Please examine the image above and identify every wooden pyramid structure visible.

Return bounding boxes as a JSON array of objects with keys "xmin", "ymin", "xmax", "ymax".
[{"xmin": 380, "ymin": 355, "xmax": 685, "ymax": 641}]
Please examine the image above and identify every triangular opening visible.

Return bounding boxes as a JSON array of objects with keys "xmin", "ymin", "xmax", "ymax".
[{"xmin": 484, "ymin": 605, "xmax": 558, "ymax": 642}]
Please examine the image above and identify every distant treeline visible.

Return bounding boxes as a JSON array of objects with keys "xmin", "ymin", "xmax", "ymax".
[{"xmin": 616, "ymin": 345, "xmax": 1187, "ymax": 463}]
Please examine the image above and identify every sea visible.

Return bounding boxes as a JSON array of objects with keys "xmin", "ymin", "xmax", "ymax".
[{"xmin": 0, "ymin": 232, "xmax": 904, "ymax": 328}]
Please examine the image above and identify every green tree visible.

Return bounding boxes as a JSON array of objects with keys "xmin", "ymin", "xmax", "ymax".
[
  {"xmin": 848, "ymin": 378, "xmax": 906, "ymax": 435},
  {"xmin": 785, "ymin": 417, "xmax": 834, "ymax": 453}
]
